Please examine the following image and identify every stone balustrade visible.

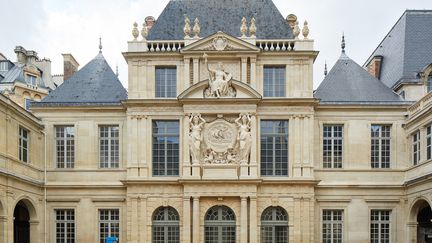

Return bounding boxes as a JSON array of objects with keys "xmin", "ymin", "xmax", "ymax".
[
  {"xmin": 408, "ymin": 91, "xmax": 432, "ymax": 117},
  {"xmin": 256, "ymin": 39, "xmax": 296, "ymax": 51}
]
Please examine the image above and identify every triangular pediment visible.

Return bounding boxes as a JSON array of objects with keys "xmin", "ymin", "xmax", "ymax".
[{"xmin": 181, "ymin": 32, "xmax": 260, "ymax": 53}]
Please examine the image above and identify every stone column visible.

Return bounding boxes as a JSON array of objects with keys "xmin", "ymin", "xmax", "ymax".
[
  {"xmin": 240, "ymin": 196, "xmax": 248, "ymax": 243},
  {"xmin": 193, "ymin": 58, "xmax": 199, "ymax": 84},
  {"xmin": 183, "ymin": 197, "xmax": 191, "ymax": 243},
  {"xmin": 131, "ymin": 197, "xmax": 139, "ymax": 243},
  {"xmin": 241, "ymin": 57, "xmax": 248, "ymax": 83},
  {"xmin": 0, "ymin": 215, "xmax": 6, "ymax": 243},
  {"xmin": 29, "ymin": 220, "xmax": 40, "ymax": 243},
  {"xmin": 250, "ymin": 58, "xmax": 256, "ymax": 88},
  {"xmin": 249, "ymin": 197, "xmax": 258, "ymax": 242},
  {"xmin": 407, "ymin": 222, "xmax": 417, "ymax": 243},
  {"xmin": 184, "ymin": 58, "xmax": 191, "ymax": 88},
  {"xmin": 192, "ymin": 197, "xmax": 200, "ymax": 243},
  {"xmin": 139, "ymin": 196, "xmax": 147, "ymax": 243}
]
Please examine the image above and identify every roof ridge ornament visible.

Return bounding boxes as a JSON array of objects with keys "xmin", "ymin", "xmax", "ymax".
[
  {"xmin": 193, "ymin": 18, "xmax": 200, "ymax": 39},
  {"xmin": 132, "ymin": 22, "xmax": 139, "ymax": 41},
  {"xmin": 240, "ymin": 17, "xmax": 248, "ymax": 37},
  {"xmin": 293, "ymin": 21, "xmax": 300, "ymax": 39},
  {"xmin": 324, "ymin": 61, "xmax": 328, "ymax": 76},
  {"xmin": 99, "ymin": 36, "xmax": 102, "ymax": 53},
  {"xmin": 249, "ymin": 17, "xmax": 257, "ymax": 38},
  {"xmin": 302, "ymin": 20, "xmax": 309, "ymax": 40},
  {"xmin": 141, "ymin": 23, "xmax": 148, "ymax": 41},
  {"xmin": 341, "ymin": 33, "xmax": 346, "ymax": 54},
  {"xmin": 184, "ymin": 15, "xmax": 191, "ymax": 38}
]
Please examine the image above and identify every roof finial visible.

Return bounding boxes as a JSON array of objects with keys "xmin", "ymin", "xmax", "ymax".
[
  {"xmin": 341, "ymin": 32, "xmax": 346, "ymax": 54},
  {"xmin": 99, "ymin": 36, "xmax": 102, "ymax": 53},
  {"xmin": 116, "ymin": 64, "xmax": 119, "ymax": 77},
  {"xmin": 324, "ymin": 61, "xmax": 328, "ymax": 76}
]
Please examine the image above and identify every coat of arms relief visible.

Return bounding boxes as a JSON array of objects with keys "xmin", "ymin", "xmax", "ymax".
[{"xmin": 189, "ymin": 113, "xmax": 252, "ymax": 165}]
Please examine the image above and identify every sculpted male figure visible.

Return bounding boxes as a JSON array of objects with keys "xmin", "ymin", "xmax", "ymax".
[{"xmin": 203, "ymin": 53, "xmax": 233, "ymax": 97}]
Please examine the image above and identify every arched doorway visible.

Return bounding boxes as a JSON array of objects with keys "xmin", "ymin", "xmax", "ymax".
[
  {"xmin": 417, "ymin": 203, "xmax": 432, "ymax": 243},
  {"xmin": 13, "ymin": 201, "xmax": 30, "ymax": 243}
]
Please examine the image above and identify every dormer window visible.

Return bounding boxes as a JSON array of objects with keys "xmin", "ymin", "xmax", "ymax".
[
  {"xmin": 26, "ymin": 74, "xmax": 36, "ymax": 86},
  {"xmin": 0, "ymin": 62, "xmax": 8, "ymax": 72}
]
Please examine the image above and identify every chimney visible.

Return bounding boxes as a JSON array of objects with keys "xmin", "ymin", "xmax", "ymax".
[
  {"xmin": 367, "ymin": 55, "xmax": 383, "ymax": 80},
  {"xmin": 14, "ymin": 46, "xmax": 27, "ymax": 64},
  {"xmin": 145, "ymin": 16, "xmax": 156, "ymax": 31},
  {"xmin": 62, "ymin": 54, "xmax": 79, "ymax": 81}
]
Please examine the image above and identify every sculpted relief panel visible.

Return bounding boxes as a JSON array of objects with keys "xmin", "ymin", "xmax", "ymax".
[
  {"xmin": 203, "ymin": 54, "xmax": 237, "ymax": 98},
  {"xmin": 188, "ymin": 113, "xmax": 252, "ymax": 165}
]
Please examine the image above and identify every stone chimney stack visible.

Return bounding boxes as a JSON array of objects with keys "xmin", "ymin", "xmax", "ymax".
[
  {"xmin": 14, "ymin": 46, "xmax": 27, "ymax": 64},
  {"xmin": 62, "ymin": 54, "xmax": 79, "ymax": 81},
  {"xmin": 367, "ymin": 55, "xmax": 383, "ymax": 80},
  {"xmin": 145, "ymin": 16, "xmax": 156, "ymax": 31}
]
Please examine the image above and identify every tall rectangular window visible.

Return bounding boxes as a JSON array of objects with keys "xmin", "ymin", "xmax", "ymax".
[
  {"xmin": 263, "ymin": 66, "xmax": 286, "ymax": 97},
  {"xmin": 99, "ymin": 125, "xmax": 120, "ymax": 168},
  {"xmin": 371, "ymin": 125, "xmax": 391, "ymax": 168},
  {"xmin": 260, "ymin": 120, "xmax": 289, "ymax": 176},
  {"xmin": 155, "ymin": 67, "xmax": 177, "ymax": 98},
  {"xmin": 24, "ymin": 98, "xmax": 31, "ymax": 111},
  {"xmin": 55, "ymin": 209, "xmax": 75, "ymax": 243},
  {"xmin": 413, "ymin": 131, "xmax": 420, "ymax": 165},
  {"xmin": 152, "ymin": 120, "xmax": 179, "ymax": 176},
  {"xmin": 55, "ymin": 126, "xmax": 75, "ymax": 168},
  {"xmin": 323, "ymin": 125, "xmax": 343, "ymax": 168},
  {"xmin": 19, "ymin": 127, "xmax": 29, "ymax": 163},
  {"xmin": 370, "ymin": 210, "xmax": 391, "ymax": 243},
  {"xmin": 99, "ymin": 209, "xmax": 120, "ymax": 243},
  {"xmin": 322, "ymin": 210, "xmax": 343, "ymax": 243},
  {"xmin": 27, "ymin": 74, "xmax": 36, "ymax": 86},
  {"xmin": 427, "ymin": 125, "xmax": 431, "ymax": 161}
]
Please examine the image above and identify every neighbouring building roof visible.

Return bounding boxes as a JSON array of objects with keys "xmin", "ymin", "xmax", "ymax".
[
  {"xmin": 36, "ymin": 52, "xmax": 127, "ymax": 106},
  {"xmin": 315, "ymin": 52, "xmax": 404, "ymax": 104},
  {"xmin": 147, "ymin": 0, "xmax": 293, "ymax": 40},
  {"xmin": 0, "ymin": 63, "xmax": 27, "ymax": 84},
  {"xmin": 364, "ymin": 10, "xmax": 432, "ymax": 89}
]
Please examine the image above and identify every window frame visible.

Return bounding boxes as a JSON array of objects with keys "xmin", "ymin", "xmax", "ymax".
[
  {"xmin": 322, "ymin": 124, "xmax": 344, "ymax": 169},
  {"xmin": 427, "ymin": 75, "xmax": 432, "ymax": 93},
  {"xmin": 263, "ymin": 66, "xmax": 286, "ymax": 97},
  {"xmin": 152, "ymin": 120, "xmax": 180, "ymax": 177},
  {"xmin": 204, "ymin": 205, "xmax": 236, "ymax": 243},
  {"xmin": 260, "ymin": 120, "xmax": 289, "ymax": 177},
  {"xmin": 98, "ymin": 125, "xmax": 120, "ymax": 169},
  {"xmin": 152, "ymin": 206, "xmax": 180, "ymax": 243},
  {"xmin": 98, "ymin": 209, "xmax": 120, "ymax": 243},
  {"xmin": 370, "ymin": 124, "xmax": 392, "ymax": 169},
  {"xmin": 54, "ymin": 209, "xmax": 75, "ymax": 243},
  {"xmin": 19, "ymin": 126, "xmax": 30, "ymax": 163},
  {"xmin": 26, "ymin": 74, "xmax": 37, "ymax": 86},
  {"xmin": 54, "ymin": 125, "xmax": 75, "ymax": 169},
  {"xmin": 427, "ymin": 125, "xmax": 431, "ymax": 161},
  {"xmin": 370, "ymin": 209, "xmax": 391, "ymax": 243},
  {"xmin": 412, "ymin": 130, "xmax": 421, "ymax": 165},
  {"xmin": 322, "ymin": 209, "xmax": 344, "ymax": 243},
  {"xmin": 260, "ymin": 206, "xmax": 289, "ymax": 243},
  {"xmin": 155, "ymin": 66, "xmax": 177, "ymax": 98}
]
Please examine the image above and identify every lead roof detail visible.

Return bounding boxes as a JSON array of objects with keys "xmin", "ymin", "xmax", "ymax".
[
  {"xmin": 147, "ymin": 0, "xmax": 294, "ymax": 40},
  {"xmin": 36, "ymin": 53, "xmax": 127, "ymax": 106}
]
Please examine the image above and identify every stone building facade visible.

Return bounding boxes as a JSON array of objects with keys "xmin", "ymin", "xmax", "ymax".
[{"xmin": 0, "ymin": 1, "xmax": 431, "ymax": 243}]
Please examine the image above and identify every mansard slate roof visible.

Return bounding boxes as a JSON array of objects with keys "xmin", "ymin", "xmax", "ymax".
[
  {"xmin": 364, "ymin": 10, "xmax": 432, "ymax": 89},
  {"xmin": 315, "ymin": 53, "xmax": 404, "ymax": 104},
  {"xmin": 147, "ymin": 0, "xmax": 293, "ymax": 40},
  {"xmin": 36, "ymin": 53, "xmax": 127, "ymax": 106}
]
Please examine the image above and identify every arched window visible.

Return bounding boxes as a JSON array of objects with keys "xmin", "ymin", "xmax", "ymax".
[
  {"xmin": 204, "ymin": 205, "xmax": 236, "ymax": 243},
  {"xmin": 152, "ymin": 206, "xmax": 180, "ymax": 243},
  {"xmin": 261, "ymin": 206, "xmax": 289, "ymax": 243},
  {"xmin": 428, "ymin": 75, "xmax": 432, "ymax": 93}
]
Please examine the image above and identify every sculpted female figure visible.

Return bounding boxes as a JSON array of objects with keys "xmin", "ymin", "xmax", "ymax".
[
  {"xmin": 203, "ymin": 53, "xmax": 233, "ymax": 97},
  {"xmin": 189, "ymin": 113, "xmax": 206, "ymax": 163},
  {"xmin": 235, "ymin": 113, "xmax": 252, "ymax": 163}
]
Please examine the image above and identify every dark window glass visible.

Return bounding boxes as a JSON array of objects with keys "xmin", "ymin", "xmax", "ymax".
[
  {"xmin": 264, "ymin": 66, "xmax": 286, "ymax": 97},
  {"xmin": 152, "ymin": 121, "xmax": 179, "ymax": 176},
  {"xmin": 260, "ymin": 120, "xmax": 289, "ymax": 176},
  {"xmin": 156, "ymin": 67, "xmax": 177, "ymax": 98}
]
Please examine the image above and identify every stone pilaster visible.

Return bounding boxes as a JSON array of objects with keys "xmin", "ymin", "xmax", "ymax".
[{"xmin": 192, "ymin": 196, "xmax": 200, "ymax": 243}]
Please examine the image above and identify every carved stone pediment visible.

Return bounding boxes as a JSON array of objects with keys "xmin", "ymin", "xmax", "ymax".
[
  {"xmin": 178, "ymin": 80, "xmax": 262, "ymax": 100},
  {"xmin": 181, "ymin": 32, "xmax": 260, "ymax": 53}
]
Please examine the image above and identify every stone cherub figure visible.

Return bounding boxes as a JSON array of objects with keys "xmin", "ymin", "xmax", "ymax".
[
  {"xmin": 203, "ymin": 148, "xmax": 217, "ymax": 164},
  {"xmin": 189, "ymin": 113, "xmax": 206, "ymax": 164},
  {"xmin": 203, "ymin": 53, "xmax": 233, "ymax": 98},
  {"xmin": 235, "ymin": 113, "xmax": 252, "ymax": 163}
]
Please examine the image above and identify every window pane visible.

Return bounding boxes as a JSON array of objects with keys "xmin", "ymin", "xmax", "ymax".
[
  {"xmin": 323, "ymin": 125, "xmax": 343, "ymax": 168},
  {"xmin": 152, "ymin": 121, "xmax": 179, "ymax": 176},
  {"xmin": 370, "ymin": 210, "xmax": 391, "ymax": 243},
  {"xmin": 264, "ymin": 67, "xmax": 286, "ymax": 97},
  {"xmin": 371, "ymin": 125, "xmax": 391, "ymax": 169},
  {"xmin": 322, "ymin": 210, "xmax": 343, "ymax": 243},
  {"xmin": 260, "ymin": 121, "xmax": 289, "ymax": 176},
  {"xmin": 55, "ymin": 126, "xmax": 75, "ymax": 168},
  {"xmin": 99, "ymin": 125, "xmax": 120, "ymax": 168},
  {"xmin": 55, "ymin": 209, "xmax": 75, "ymax": 243},
  {"xmin": 156, "ymin": 67, "xmax": 177, "ymax": 98},
  {"xmin": 99, "ymin": 209, "xmax": 120, "ymax": 243}
]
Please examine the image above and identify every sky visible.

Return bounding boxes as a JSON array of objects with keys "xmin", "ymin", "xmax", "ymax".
[{"xmin": 1, "ymin": 0, "xmax": 432, "ymax": 89}]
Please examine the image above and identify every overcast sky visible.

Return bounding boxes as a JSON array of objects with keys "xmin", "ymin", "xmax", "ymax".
[{"xmin": 1, "ymin": 0, "xmax": 431, "ymax": 89}]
